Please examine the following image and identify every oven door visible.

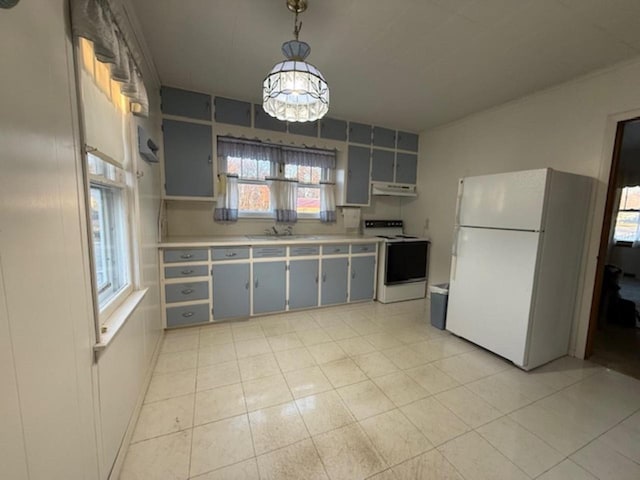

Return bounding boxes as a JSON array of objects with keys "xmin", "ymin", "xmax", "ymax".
[{"xmin": 384, "ymin": 241, "xmax": 429, "ymax": 285}]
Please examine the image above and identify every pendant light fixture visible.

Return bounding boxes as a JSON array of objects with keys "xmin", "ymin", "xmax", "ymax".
[{"xmin": 263, "ymin": 0, "xmax": 329, "ymax": 123}]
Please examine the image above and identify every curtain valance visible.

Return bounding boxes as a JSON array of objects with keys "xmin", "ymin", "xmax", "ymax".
[
  {"xmin": 70, "ymin": 0, "xmax": 149, "ymax": 116},
  {"xmin": 217, "ymin": 136, "xmax": 336, "ymax": 169}
]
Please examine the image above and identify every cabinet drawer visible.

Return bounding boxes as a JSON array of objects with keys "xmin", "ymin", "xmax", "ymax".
[
  {"xmin": 165, "ymin": 281, "xmax": 209, "ymax": 303},
  {"xmin": 253, "ymin": 246, "xmax": 286, "ymax": 258},
  {"xmin": 322, "ymin": 244, "xmax": 349, "ymax": 255},
  {"xmin": 211, "ymin": 246, "xmax": 250, "ymax": 261},
  {"xmin": 290, "ymin": 245, "xmax": 320, "ymax": 256},
  {"xmin": 351, "ymin": 243, "xmax": 376, "ymax": 254},
  {"xmin": 164, "ymin": 248, "xmax": 208, "ymax": 263},
  {"xmin": 166, "ymin": 303, "xmax": 210, "ymax": 328},
  {"xmin": 165, "ymin": 265, "xmax": 209, "ymax": 279}
]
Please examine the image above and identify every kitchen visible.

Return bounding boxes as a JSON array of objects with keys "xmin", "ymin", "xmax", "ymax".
[{"xmin": 2, "ymin": 1, "xmax": 640, "ymax": 480}]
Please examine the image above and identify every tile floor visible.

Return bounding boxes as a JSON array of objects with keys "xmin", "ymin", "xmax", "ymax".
[{"xmin": 120, "ymin": 300, "xmax": 640, "ymax": 480}]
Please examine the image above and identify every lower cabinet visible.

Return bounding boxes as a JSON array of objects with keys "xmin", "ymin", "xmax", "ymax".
[
  {"xmin": 212, "ymin": 263, "xmax": 250, "ymax": 320},
  {"xmin": 253, "ymin": 261, "xmax": 286, "ymax": 315},
  {"xmin": 289, "ymin": 259, "xmax": 319, "ymax": 310},
  {"xmin": 321, "ymin": 258, "xmax": 349, "ymax": 305},
  {"xmin": 350, "ymin": 256, "xmax": 376, "ymax": 302}
]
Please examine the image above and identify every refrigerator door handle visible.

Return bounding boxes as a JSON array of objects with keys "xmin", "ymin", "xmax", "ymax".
[
  {"xmin": 455, "ymin": 179, "xmax": 464, "ymax": 227},
  {"xmin": 451, "ymin": 227, "xmax": 460, "ymax": 280}
]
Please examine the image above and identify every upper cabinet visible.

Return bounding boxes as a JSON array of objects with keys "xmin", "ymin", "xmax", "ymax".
[
  {"xmin": 397, "ymin": 131, "xmax": 419, "ymax": 152},
  {"xmin": 348, "ymin": 122, "xmax": 372, "ymax": 145},
  {"xmin": 396, "ymin": 152, "xmax": 418, "ymax": 185},
  {"xmin": 163, "ymin": 119, "xmax": 214, "ymax": 198},
  {"xmin": 288, "ymin": 121, "xmax": 318, "ymax": 137},
  {"xmin": 161, "ymin": 86, "xmax": 211, "ymax": 121},
  {"xmin": 371, "ymin": 149, "xmax": 395, "ymax": 183},
  {"xmin": 320, "ymin": 117, "xmax": 347, "ymax": 141},
  {"xmin": 342, "ymin": 145, "xmax": 371, "ymax": 206},
  {"xmin": 254, "ymin": 104, "xmax": 286, "ymax": 132},
  {"xmin": 372, "ymin": 126, "xmax": 396, "ymax": 149},
  {"xmin": 214, "ymin": 97, "xmax": 252, "ymax": 126}
]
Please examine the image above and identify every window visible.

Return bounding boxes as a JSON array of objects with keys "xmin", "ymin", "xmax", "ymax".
[
  {"xmin": 87, "ymin": 154, "xmax": 132, "ymax": 314},
  {"xmin": 614, "ymin": 186, "xmax": 640, "ymax": 242},
  {"xmin": 218, "ymin": 137, "xmax": 335, "ymax": 219}
]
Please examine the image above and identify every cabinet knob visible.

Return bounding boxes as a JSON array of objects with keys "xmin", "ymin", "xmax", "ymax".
[
  {"xmin": 180, "ymin": 254, "xmax": 193, "ymax": 259},
  {"xmin": 225, "ymin": 252, "xmax": 237, "ymax": 257},
  {"xmin": 254, "ymin": 279, "xmax": 259, "ymax": 288},
  {"xmin": 181, "ymin": 288, "xmax": 194, "ymax": 295},
  {"xmin": 182, "ymin": 311, "xmax": 194, "ymax": 318},
  {"xmin": 351, "ymin": 271, "xmax": 356, "ymax": 279},
  {"xmin": 181, "ymin": 269, "xmax": 194, "ymax": 275},
  {"xmin": 322, "ymin": 273, "xmax": 327, "ymax": 282},
  {"xmin": 245, "ymin": 282, "xmax": 249, "ymax": 290},
  {"xmin": 315, "ymin": 275, "xmax": 319, "ymax": 284}
]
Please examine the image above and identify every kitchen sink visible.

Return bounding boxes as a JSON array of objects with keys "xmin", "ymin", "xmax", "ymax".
[{"xmin": 245, "ymin": 234, "xmax": 319, "ymax": 241}]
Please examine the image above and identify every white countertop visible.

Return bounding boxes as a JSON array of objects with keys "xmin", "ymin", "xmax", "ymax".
[{"xmin": 159, "ymin": 234, "xmax": 382, "ymax": 248}]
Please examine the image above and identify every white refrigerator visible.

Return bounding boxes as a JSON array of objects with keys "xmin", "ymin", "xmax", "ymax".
[{"xmin": 446, "ymin": 168, "xmax": 591, "ymax": 370}]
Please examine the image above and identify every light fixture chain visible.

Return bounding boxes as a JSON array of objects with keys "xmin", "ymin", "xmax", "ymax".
[{"xmin": 293, "ymin": 10, "xmax": 302, "ymax": 40}]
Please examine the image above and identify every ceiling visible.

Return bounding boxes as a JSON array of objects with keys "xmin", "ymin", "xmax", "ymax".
[{"xmin": 130, "ymin": 0, "xmax": 640, "ymax": 131}]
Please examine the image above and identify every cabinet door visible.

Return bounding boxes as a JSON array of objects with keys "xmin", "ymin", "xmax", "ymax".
[
  {"xmin": 348, "ymin": 122, "xmax": 372, "ymax": 144},
  {"xmin": 253, "ymin": 261, "xmax": 286, "ymax": 315},
  {"xmin": 161, "ymin": 86, "xmax": 211, "ymax": 120},
  {"xmin": 346, "ymin": 146, "xmax": 371, "ymax": 205},
  {"xmin": 397, "ymin": 131, "xmax": 419, "ymax": 152},
  {"xmin": 163, "ymin": 119, "xmax": 213, "ymax": 197},
  {"xmin": 212, "ymin": 263, "xmax": 250, "ymax": 320},
  {"xmin": 254, "ymin": 104, "xmax": 286, "ymax": 132},
  {"xmin": 321, "ymin": 258, "xmax": 348, "ymax": 306},
  {"xmin": 320, "ymin": 117, "xmax": 347, "ymax": 141},
  {"xmin": 371, "ymin": 149, "xmax": 395, "ymax": 182},
  {"xmin": 289, "ymin": 260, "xmax": 319, "ymax": 310},
  {"xmin": 372, "ymin": 126, "xmax": 396, "ymax": 148},
  {"xmin": 214, "ymin": 97, "xmax": 251, "ymax": 126},
  {"xmin": 350, "ymin": 256, "xmax": 376, "ymax": 302},
  {"xmin": 288, "ymin": 121, "xmax": 318, "ymax": 137},
  {"xmin": 395, "ymin": 152, "xmax": 418, "ymax": 185}
]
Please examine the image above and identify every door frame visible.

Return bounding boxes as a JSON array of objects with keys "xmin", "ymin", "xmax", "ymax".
[{"xmin": 585, "ymin": 116, "xmax": 640, "ymax": 357}]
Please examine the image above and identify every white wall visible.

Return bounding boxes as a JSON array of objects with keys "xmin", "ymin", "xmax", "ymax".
[
  {"xmin": 0, "ymin": 1, "xmax": 99, "ymax": 478},
  {"xmin": 402, "ymin": 55, "xmax": 640, "ymax": 358},
  {"xmin": 0, "ymin": 2, "xmax": 163, "ymax": 479}
]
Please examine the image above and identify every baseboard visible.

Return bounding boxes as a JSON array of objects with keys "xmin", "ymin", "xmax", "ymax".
[{"xmin": 107, "ymin": 332, "xmax": 163, "ymax": 480}]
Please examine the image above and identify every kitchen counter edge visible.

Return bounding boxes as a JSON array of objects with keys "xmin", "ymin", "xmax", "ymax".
[{"xmin": 158, "ymin": 235, "xmax": 383, "ymax": 248}]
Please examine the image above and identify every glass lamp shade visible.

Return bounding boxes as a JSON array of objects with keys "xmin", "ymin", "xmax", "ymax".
[{"xmin": 263, "ymin": 60, "xmax": 330, "ymax": 123}]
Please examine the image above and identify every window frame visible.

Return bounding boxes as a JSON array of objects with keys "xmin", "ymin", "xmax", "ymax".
[
  {"xmin": 614, "ymin": 186, "xmax": 640, "ymax": 244},
  {"xmin": 220, "ymin": 154, "xmax": 331, "ymax": 219},
  {"xmin": 86, "ymin": 153, "xmax": 135, "ymax": 325}
]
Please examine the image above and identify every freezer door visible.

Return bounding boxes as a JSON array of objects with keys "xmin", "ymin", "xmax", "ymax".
[
  {"xmin": 448, "ymin": 227, "xmax": 540, "ymax": 367},
  {"xmin": 458, "ymin": 169, "xmax": 548, "ymax": 231}
]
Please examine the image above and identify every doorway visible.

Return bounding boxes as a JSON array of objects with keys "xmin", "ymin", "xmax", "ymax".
[{"xmin": 586, "ymin": 118, "xmax": 640, "ymax": 378}]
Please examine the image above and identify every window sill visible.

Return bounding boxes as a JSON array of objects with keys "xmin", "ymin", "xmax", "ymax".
[{"xmin": 93, "ymin": 288, "xmax": 148, "ymax": 352}]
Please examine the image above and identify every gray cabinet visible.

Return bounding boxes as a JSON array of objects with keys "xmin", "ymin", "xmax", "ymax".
[
  {"xmin": 350, "ymin": 256, "xmax": 376, "ymax": 302},
  {"xmin": 346, "ymin": 146, "xmax": 371, "ymax": 205},
  {"xmin": 320, "ymin": 117, "xmax": 347, "ymax": 141},
  {"xmin": 371, "ymin": 149, "xmax": 395, "ymax": 182},
  {"xmin": 373, "ymin": 127, "xmax": 396, "ymax": 149},
  {"xmin": 163, "ymin": 119, "xmax": 213, "ymax": 197},
  {"xmin": 161, "ymin": 86, "xmax": 211, "ymax": 121},
  {"xmin": 288, "ymin": 121, "xmax": 318, "ymax": 137},
  {"xmin": 396, "ymin": 152, "xmax": 418, "ymax": 185},
  {"xmin": 212, "ymin": 263, "xmax": 250, "ymax": 320},
  {"xmin": 397, "ymin": 131, "xmax": 419, "ymax": 152},
  {"xmin": 289, "ymin": 260, "xmax": 319, "ymax": 310},
  {"xmin": 214, "ymin": 97, "xmax": 251, "ymax": 126},
  {"xmin": 321, "ymin": 258, "xmax": 348, "ymax": 306},
  {"xmin": 253, "ymin": 261, "xmax": 286, "ymax": 315},
  {"xmin": 254, "ymin": 104, "xmax": 286, "ymax": 132},
  {"xmin": 166, "ymin": 303, "xmax": 210, "ymax": 328},
  {"xmin": 349, "ymin": 122, "xmax": 372, "ymax": 144}
]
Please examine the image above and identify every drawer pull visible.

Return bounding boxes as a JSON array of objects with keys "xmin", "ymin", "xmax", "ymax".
[
  {"xmin": 254, "ymin": 279, "xmax": 259, "ymax": 288},
  {"xmin": 182, "ymin": 311, "xmax": 194, "ymax": 318},
  {"xmin": 181, "ymin": 288, "xmax": 194, "ymax": 295},
  {"xmin": 245, "ymin": 282, "xmax": 249, "ymax": 290},
  {"xmin": 361, "ymin": 247, "xmax": 369, "ymax": 251},
  {"xmin": 181, "ymin": 269, "xmax": 194, "ymax": 275},
  {"xmin": 322, "ymin": 273, "xmax": 327, "ymax": 282},
  {"xmin": 352, "ymin": 271, "xmax": 356, "ymax": 279},
  {"xmin": 315, "ymin": 275, "xmax": 319, "ymax": 284},
  {"xmin": 334, "ymin": 248, "xmax": 340, "ymax": 252},
  {"xmin": 225, "ymin": 252, "xmax": 237, "ymax": 257},
  {"xmin": 180, "ymin": 254, "xmax": 193, "ymax": 259}
]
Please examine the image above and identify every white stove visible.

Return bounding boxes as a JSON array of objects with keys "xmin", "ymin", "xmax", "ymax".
[{"xmin": 363, "ymin": 220, "xmax": 430, "ymax": 303}]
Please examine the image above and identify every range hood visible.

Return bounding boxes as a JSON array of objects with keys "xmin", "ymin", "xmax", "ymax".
[{"xmin": 371, "ymin": 183, "xmax": 417, "ymax": 197}]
